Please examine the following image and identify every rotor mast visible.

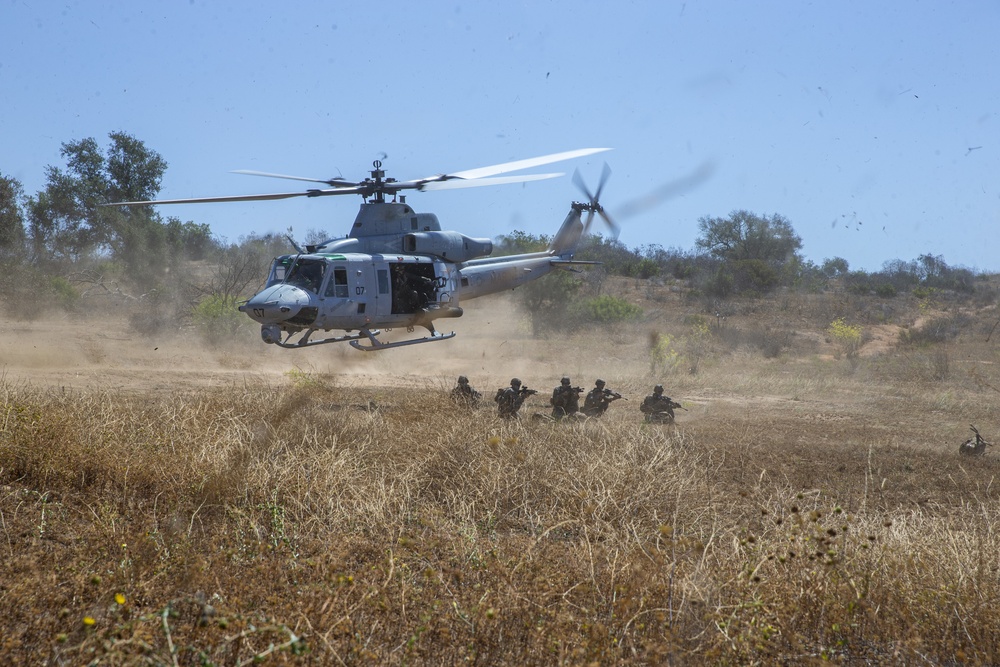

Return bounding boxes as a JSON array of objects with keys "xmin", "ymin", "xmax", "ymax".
[{"xmin": 367, "ymin": 160, "xmax": 391, "ymax": 204}]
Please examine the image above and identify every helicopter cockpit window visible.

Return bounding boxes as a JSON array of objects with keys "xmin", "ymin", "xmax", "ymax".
[
  {"xmin": 285, "ymin": 258, "xmax": 326, "ymax": 294},
  {"xmin": 266, "ymin": 256, "xmax": 294, "ymax": 287},
  {"xmin": 324, "ymin": 267, "xmax": 349, "ymax": 298}
]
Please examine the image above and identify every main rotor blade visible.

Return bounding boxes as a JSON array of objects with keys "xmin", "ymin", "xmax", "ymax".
[
  {"xmin": 232, "ymin": 170, "xmax": 360, "ymax": 187},
  {"xmin": 444, "ymin": 147, "xmax": 611, "ymax": 181},
  {"xmin": 416, "ymin": 172, "xmax": 563, "ymax": 191},
  {"xmin": 102, "ymin": 187, "xmax": 365, "ymax": 207},
  {"xmin": 615, "ymin": 161, "xmax": 716, "ymax": 219},
  {"xmin": 104, "ymin": 148, "xmax": 613, "ymax": 207}
]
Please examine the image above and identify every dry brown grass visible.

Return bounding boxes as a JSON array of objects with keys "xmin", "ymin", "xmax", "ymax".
[{"xmin": 2, "ymin": 283, "xmax": 1000, "ymax": 665}]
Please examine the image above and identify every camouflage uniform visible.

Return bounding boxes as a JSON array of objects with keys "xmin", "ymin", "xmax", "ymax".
[
  {"xmin": 495, "ymin": 378, "xmax": 530, "ymax": 419},
  {"xmin": 582, "ymin": 379, "xmax": 621, "ymax": 417},
  {"xmin": 550, "ymin": 376, "xmax": 582, "ymax": 420},
  {"xmin": 451, "ymin": 376, "xmax": 482, "ymax": 408},
  {"xmin": 640, "ymin": 385, "xmax": 680, "ymax": 424}
]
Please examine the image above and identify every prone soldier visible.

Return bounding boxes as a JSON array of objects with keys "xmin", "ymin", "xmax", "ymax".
[
  {"xmin": 494, "ymin": 378, "xmax": 537, "ymax": 419},
  {"xmin": 550, "ymin": 376, "xmax": 584, "ymax": 420},
  {"xmin": 450, "ymin": 375, "xmax": 482, "ymax": 408},
  {"xmin": 582, "ymin": 379, "xmax": 624, "ymax": 417},
  {"xmin": 640, "ymin": 384, "xmax": 684, "ymax": 424}
]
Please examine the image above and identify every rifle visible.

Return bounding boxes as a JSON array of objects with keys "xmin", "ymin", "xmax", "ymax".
[
  {"xmin": 519, "ymin": 387, "xmax": 539, "ymax": 396},
  {"xmin": 603, "ymin": 389, "xmax": 626, "ymax": 401}
]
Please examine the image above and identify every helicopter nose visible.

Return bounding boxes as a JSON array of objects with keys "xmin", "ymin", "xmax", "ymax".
[{"xmin": 238, "ymin": 284, "xmax": 316, "ymax": 325}]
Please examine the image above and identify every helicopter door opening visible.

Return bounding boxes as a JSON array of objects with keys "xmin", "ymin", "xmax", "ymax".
[{"xmin": 389, "ymin": 263, "xmax": 438, "ymax": 315}]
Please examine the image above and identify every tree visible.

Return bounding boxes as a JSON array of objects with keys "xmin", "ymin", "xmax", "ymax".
[
  {"xmin": 0, "ymin": 173, "xmax": 27, "ymax": 259},
  {"xmin": 515, "ymin": 269, "xmax": 582, "ymax": 335},
  {"xmin": 26, "ymin": 166, "xmax": 91, "ymax": 262},
  {"xmin": 821, "ymin": 256, "xmax": 849, "ymax": 278},
  {"xmin": 696, "ymin": 210, "xmax": 803, "ymax": 295},
  {"xmin": 164, "ymin": 217, "xmax": 217, "ymax": 261},
  {"xmin": 26, "ymin": 132, "xmax": 173, "ymax": 282},
  {"xmin": 105, "ymin": 131, "xmax": 166, "ymax": 204},
  {"xmin": 200, "ymin": 233, "xmax": 288, "ymax": 303},
  {"xmin": 696, "ymin": 210, "xmax": 802, "ymax": 265}
]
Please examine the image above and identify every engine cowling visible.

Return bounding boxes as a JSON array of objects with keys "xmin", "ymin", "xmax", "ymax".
[{"xmin": 402, "ymin": 231, "xmax": 493, "ymax": 262}]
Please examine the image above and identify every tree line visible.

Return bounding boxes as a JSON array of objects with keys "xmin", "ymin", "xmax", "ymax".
[{"xmin": 495, "ymin": 211, "xmax": 987, "ymax": 332}]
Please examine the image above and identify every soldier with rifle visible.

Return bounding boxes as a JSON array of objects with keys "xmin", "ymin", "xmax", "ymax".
[
  {"xmin": 451, "ymin": 375, "xmax": 482, "ymax": 408},
  {"xmin": 582, "ymin": 379, "xmax": 625, "ymax": 417},
  {"xmin": 494, "ymin": 378, "xmax": 537, "ymax": 419},
  {"xmin": 640, "ymin": 384, "xmax": 684, "ymax": 424},
  {"xmin": 550, "ymin": 376, "xmax": 584, "ymax": 420}
]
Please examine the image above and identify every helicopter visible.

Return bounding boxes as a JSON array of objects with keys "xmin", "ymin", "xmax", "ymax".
[{"xmin": 106, "ymin": 148, "xmax": 621, "ymax": 351}]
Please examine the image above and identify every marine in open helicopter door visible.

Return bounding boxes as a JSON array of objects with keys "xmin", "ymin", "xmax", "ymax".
[{"xmin": 432, "ymin": 259, "xmax": 461, "ymax": 313}]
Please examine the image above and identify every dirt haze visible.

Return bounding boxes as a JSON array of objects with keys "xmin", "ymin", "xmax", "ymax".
[
  {"xmin": 0, "ymin": 294, "xmax": 641, "ymax": 396},
  {"xmin": 3, "ymin": 283, "xmax": 996, "ymax": 458}
]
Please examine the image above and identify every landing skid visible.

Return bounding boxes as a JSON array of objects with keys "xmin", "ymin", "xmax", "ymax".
[
  {"xmin": 275, "ymin": 329, "xmax": 382, "ymax": 349},
  {"xmin": 350, "ymin": 328, "xmax": 456, "ymax": 352}
]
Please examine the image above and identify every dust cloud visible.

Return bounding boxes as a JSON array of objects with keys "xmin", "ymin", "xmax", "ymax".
[{"xmin": 0, "ymin": 293, "xmax": 648, "ymax": 396}]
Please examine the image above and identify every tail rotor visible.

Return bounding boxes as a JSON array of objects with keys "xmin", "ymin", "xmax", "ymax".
[{"xmin": 573, "ymin": 163, "xmax": 621, "ymax": 240}]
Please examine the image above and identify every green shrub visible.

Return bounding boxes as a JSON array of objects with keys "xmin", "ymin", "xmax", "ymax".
[
  {"xmin": 899, "ymin": 313, "xmax": 970, "ymax": 347},
  {"xmin": 48, "ymin": 276, "xmax": 80, "ymax": 310},
  {"xmin": 192, "ymin": 294, "xmax": 246, "ymax": 339},
  {"xmin": 571, "ymin": 294, "xmax": 643, "ymax": 323},
  {"xmin": 875, "ymin": 283, "xmax": 897, "ymax": 298}
]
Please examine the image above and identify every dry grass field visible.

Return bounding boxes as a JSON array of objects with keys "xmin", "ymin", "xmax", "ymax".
[{"xmin": 2, "ymin": 278, "xmax": 1000, "ymax": 665}]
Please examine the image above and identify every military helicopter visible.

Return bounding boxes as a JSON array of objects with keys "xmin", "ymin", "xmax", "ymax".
[{"xmin": 107, "ymin": 148, "xmax": 620, "ymax": 351}]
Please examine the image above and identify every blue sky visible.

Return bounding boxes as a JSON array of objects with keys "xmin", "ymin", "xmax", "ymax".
[{"xmin": 3, "ymin": 1, "xmax": 998, "ymax": 272}]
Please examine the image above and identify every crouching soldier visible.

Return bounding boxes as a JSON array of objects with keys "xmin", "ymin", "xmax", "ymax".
[
  {"xmin": 550, "ymin": 376, "xmax": 583, "ymax": 420},
  {"xmin": 450, "ymin": 375, "xmax": 482, "ymax": 408},
  {"xmin": 640, "ymin": 384, "xmax": 683, "ymax": 424},
  {"xmin": 582, "ymin": 379, "xmax": 624, "ymax": 417},
  {"xmin": 495, "ymin": 378, "xmax": 536, "ymax": 419}
]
